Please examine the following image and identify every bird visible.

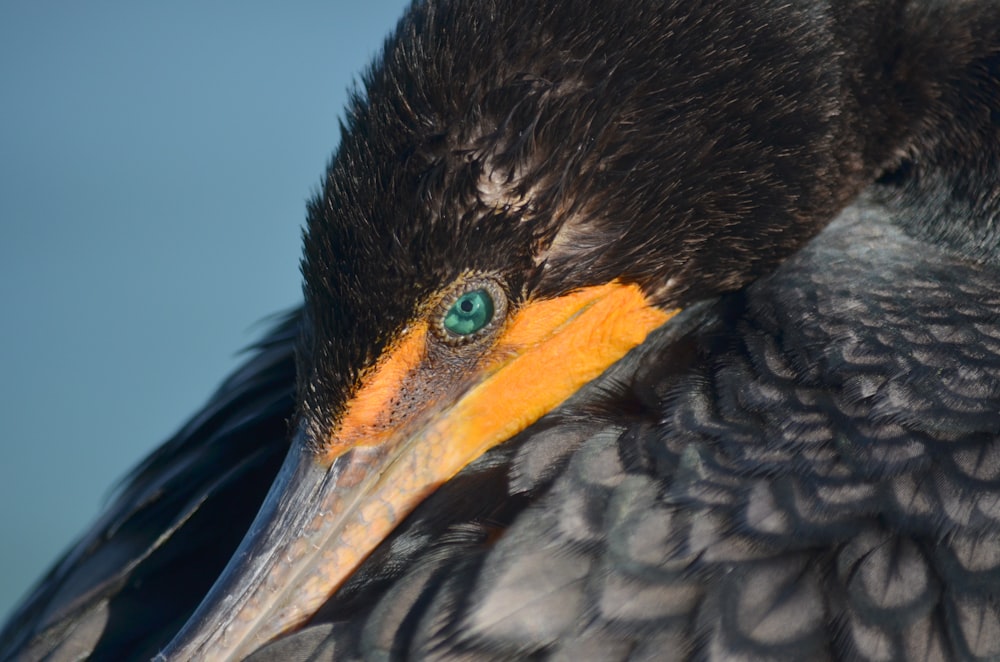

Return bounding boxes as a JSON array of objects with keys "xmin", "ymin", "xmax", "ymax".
[{"xmin": 3, "ymin": 0, "xmax": 1000, "ymax": 659}]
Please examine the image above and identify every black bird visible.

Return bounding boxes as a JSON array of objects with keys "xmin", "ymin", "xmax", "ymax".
[{"xmin": 3, "ymin": 0, "xmax": 1000, "ymax": 659}]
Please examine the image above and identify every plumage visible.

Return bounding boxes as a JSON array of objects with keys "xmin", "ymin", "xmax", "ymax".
[{"xmin": 3, "ymin": 0, "xmax": 1000, "ymax": 660}]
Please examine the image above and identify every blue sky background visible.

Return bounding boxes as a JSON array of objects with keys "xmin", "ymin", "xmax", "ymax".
[{"xmin": 0, "ymin": 1, "xmax": 410, "ymax": 621}]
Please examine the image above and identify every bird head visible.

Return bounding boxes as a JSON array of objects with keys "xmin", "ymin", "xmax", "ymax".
[{"xmin": 160, "ymin": 0, "xmax": 929, "ymax": 658}]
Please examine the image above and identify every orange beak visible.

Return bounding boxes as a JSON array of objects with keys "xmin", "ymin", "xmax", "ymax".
[{"xmin": 158, "ymin": 281, "xmax": 674, "ymax": 661}]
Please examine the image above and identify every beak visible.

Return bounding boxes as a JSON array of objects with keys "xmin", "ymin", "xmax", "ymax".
[{"xmin": 157, "ymin": 281, "xmax": 674, "ymax": 661}]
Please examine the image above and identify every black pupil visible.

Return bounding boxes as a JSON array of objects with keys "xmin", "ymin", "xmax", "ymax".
[{"xmin": 460, "ymin": 300, "xmax": 474, "ymax": 313}]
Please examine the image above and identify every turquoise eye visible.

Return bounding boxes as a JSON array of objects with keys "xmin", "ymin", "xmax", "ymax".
[{"xmin": 443, "ymin": 289, "xmax": 494, "ymax": 336}]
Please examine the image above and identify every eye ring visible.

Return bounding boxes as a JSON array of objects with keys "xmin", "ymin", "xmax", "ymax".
[{"xmin": 433, "ymin": 275, "xmax": 509, "ymax": 345}]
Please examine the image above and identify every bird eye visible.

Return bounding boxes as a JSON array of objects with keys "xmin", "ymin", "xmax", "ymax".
[
  {"xmin": 435, "ymin": 276, "xmax": 508, "ymax": 343},
  {"xmin": 444, "ymin": 289, "xmax": 494, "ymax": 336}
]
